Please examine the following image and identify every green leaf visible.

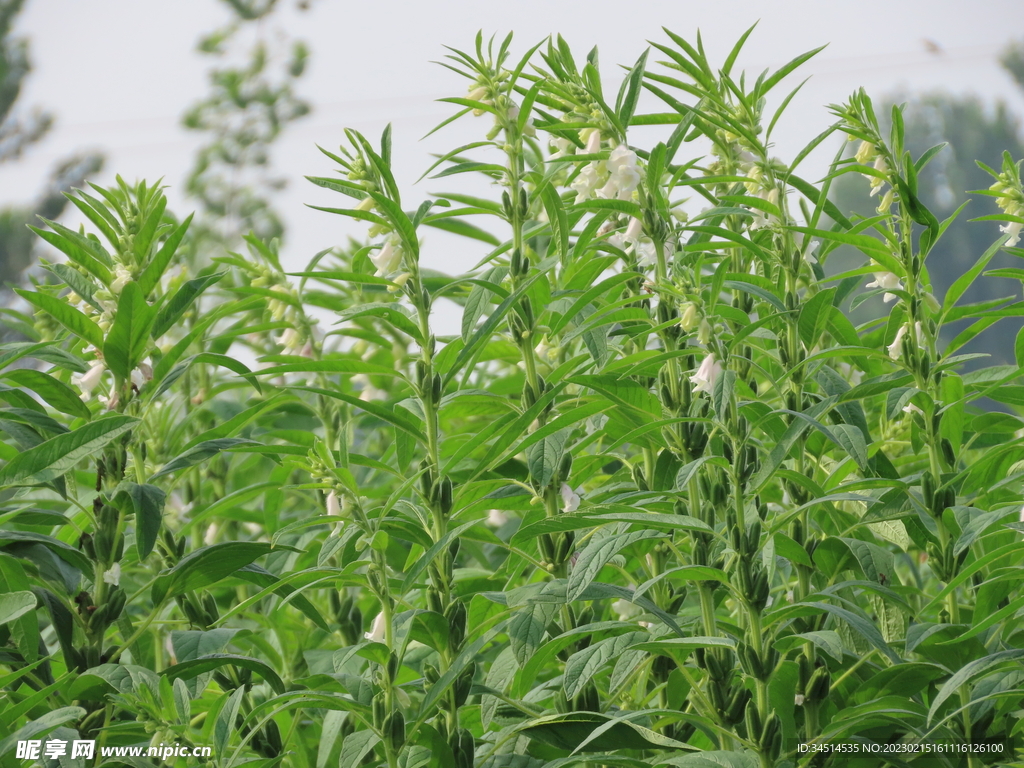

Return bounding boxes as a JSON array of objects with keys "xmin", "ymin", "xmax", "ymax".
[
  {"xmin": 215, "ymin": 686, "xmax": 247, "ymax": 760},
  {"xmin": 0, "ymin": 707, "xmax": 87, "ymax": 757},
  {"xmin": 526, "ymin": 429, "xmax": 570, "ymax": 487},
  {"xmin": 773, "ymin": 630, "xmax": 844, "ymax": 662},
  {"xmin": 564, "ymin": 631, "xmax": 649, "ymax": 698},
  {"xmin": 927, "ymin": 650, "xmax": 1024, "ymax": 725},
  {"xmin": 163, "ymin": 654, "xmax": 285, "ymax": 694},
  {"xmin": 124, "ymin": 482, "xmax": 166, "ymax": 560},
  {"xmin": 13, "ymin": 289, "xmax": 104, "ymax": 349},
  {"xmin": 568, "ymin": 529, "xmax": 666, "ymax": 601},
  {"xmin": 509, "ymin": 602, "xmax": 556, "ymax": 667},
  {"xmin": 152, "ymin": 542, "xmax": 278, "ymax": 601},
  {"xmin": 138, "ymin": 214, "xmax": 193, "ymax": 295},
  {"xmin": 339, "ymin": 730, "xmax": 380, "ymax": 768},
  {"xmin": 0, "ymin": 415, "xmax": 137, "ymax": 488},
  {"xmin": 103, "ymin": 282, "xmax": 156, "ymax": 380},
  {"xmin": 798, "ymin": 287, "xmax": 836, "ymax": 347},
  {"xmin": 0, "ymin": 369, "xmax": 91, "ymax": 419},
  {"xmin": 0, "ymin": 590, "xmax": 36, "ymax": 626},
  {"xmin": 151, "ymin": 438, "xmax": 256, "ymax": 480},
  {"xmin": 942, "ymin": 236, "xmax": 1005, "ymax": 315},
  {"xmin": 151, "ymin": 272, "xmax": 225, "ymax": 339}
]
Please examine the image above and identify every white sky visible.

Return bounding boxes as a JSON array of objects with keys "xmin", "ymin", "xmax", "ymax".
[{"xmin": 3, "ymin": 0, "xmax": 1024, "ymax": 285}]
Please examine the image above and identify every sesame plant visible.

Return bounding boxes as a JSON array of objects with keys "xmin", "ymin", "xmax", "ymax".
[{"xmin": 3, "ymin": 27, "xmax": 1024, "ymax": 768}]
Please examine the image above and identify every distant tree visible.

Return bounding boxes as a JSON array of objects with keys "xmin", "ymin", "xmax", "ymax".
[
  {"xmin": 0, "ymin": 0, "xmax": 102, "ymax": 295},
  {"xmin": 183, "ymin": 0, "xmax": 311, "ymax": 258},
  {"xmin": 832, "ymin": 40, "xmax": 1024, "ymax": 367}
]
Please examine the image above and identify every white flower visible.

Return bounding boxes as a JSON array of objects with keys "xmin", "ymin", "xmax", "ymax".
[
  {"xmin": 550, "ymin": 136, "xmax": 572, "ymax": 158},
  {"xmin": 110, "ymin": 266, "xmax": 132, "ymax": 294},
  {"xmin": 560, "ymin": 483, "xmax": 580, "ymax": 513},
  {"xmin": 1000, "ymin": 220, "xmax": 1022, "ymax": 248},
  {"xmin": 795, "ymin": 693, "xmax": 806, "ymax": 706},
  {"xmin": 866, "ymin": 269, "xmax": 903, "ymax": 303},
  {"xmin": 837, "ymin": 362, "xmax": 863, "ymax": 387},
  {"xmin": 280, "ymin": 327, "xmax": 302, "ymax": 350},
  {"xmin": 571, "ymin": 162, "xmax": 602, "ymax": 203},
  {"xmin": 869, "ymin": 155, "xmax": 888, "ymax": 196},
  {"xmin": 103, "ymin": 562, "xmax": 121, "ymax": 586},
  {"xmin": 73, "ymin": 362, "xmax": 106, "ymax": 399},
  {"xmin": 876, "ymin": 188, "xmax": 895, "ymax": 214},
  {"xmin": 744, "ymin": 164, "xmax": 763, "ymax": 195},
  {"xmin": 623, "ymin": 217, "xmax": 643, "ymax": 243},
  {"xmin": 327, "ymin": 491, "xmax": 343, "ymax": 517},
  {"xmin": 371, "ymin": 238, "xmax": 403, "ymax": 276},
  {"xmin": 487, "ymin": 509, "xmax": 508, "ymax": 527},
  {"xmin": 888, "ymin": 323, "xmax": 921, "ymax": 361},
  {"xmin": 355, "ymin": 196, "xmax": 375, "ymax": 212},
  {"xmin": 387, "ymin": 272, "xmax": 412, "ymax": 293},
  {"xmin": 636, "ymin": 242, "xmax": 657, "ymax": 267},
  {"xmin": 854, "ymin": 141, "xmax": 876, "ymax": 165},
  {"xmin": 902, "ymin": 403, "xmax": 923, "ymax": 416},
  {"xmin": 204, "ymin": 523, "xmax": 218, "ymax": 546},
  {"xmin": 612, "ymin": 598, "xmax": 640, "ymax": 620},
  {"xmin": 804, "ymin": 239, "xmax": 819, "ymax": 265},
  {"xmin": 584, "ymin": 129, "xmax": 602, "ymax": 154},
  {"xmin": 365, "ymin": 612, "xmax": 387, "ymax": 643},
  {"xmin": 690, "ymin": 354, "xmax": 722, "ymax": 395},
  {"xmin": 599, "ymin": 145, "xmax": 641, "ymax": 200},
  {"xmin": 98, "ymin": 385, "xmax": 119, "ymax": 411},
  {"xmin": 697, "ymin": 319, "xmax": 712, "ymax": 345},
  {"xmin": 1019, "ymin": 504, "xmax": 1024, "ymax": 524},
  {"xmin": 679, "ymin": 302, "xmax": 699, "ymax": 332}
]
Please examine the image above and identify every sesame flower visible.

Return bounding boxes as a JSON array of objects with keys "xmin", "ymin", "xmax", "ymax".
[
  {"xmin": 888, "ymin": 322, "xmax": 921, "ymax": 361},
  {"xmin": 370, "ymin": 237, "xmax": 403, "ymax": 277},
  {"xmin": 1001, "ymin": 220, "xmax": 1022, "ymax": 248},
  {"xmin": 487, "ymin": 509, "xmax": 509, "ymax": 527},
  {"xmin": 866, "ymin": 268, "xmax": 903, "ymax": 303},
  {"xmin": 110, "ymin": 266, "xmax": 132, "ymax": 294},
  {"xmin": 869, "ymin": 155, "xmax": 888, "ymax": 197},
  {"xmin": 599, "ymin": 144, "xmax": 641, "ymax": 201},
  {"xmin": 365, "ymin": 612, "xmax": 387, "ymax": 643},
  {"xmin": 584, "ymin": 129, "xmax": 602, "ymax": 154},
  {"xmin": 690, "ymin": 353, "xmax": 722, "ymax": 395},
  {"xmin": 571, "ymin": 163, "xmax": 602, "ymax": 203},
  {"xmin": 103, "ymin": 563, "xmax": 121, "ymax": 586},
  {"xmin": 679, "ymin": 302, "xmax": 699, "ymax": 332},
  {"xmin": 72, "ymin": 361, "xmax": 106, "ymax": 399},
  {"xmin": 560, "ymin": 483, "xmax": 580, "ymax": 513},
  {"xmin": 855, "ymin": 140, "xmax": 876, "ymax": 165}
]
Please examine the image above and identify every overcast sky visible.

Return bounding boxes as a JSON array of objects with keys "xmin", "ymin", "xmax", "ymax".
[{"xmin": 3, "ymin": 0, "xmax": 1024, "ymax": 281}]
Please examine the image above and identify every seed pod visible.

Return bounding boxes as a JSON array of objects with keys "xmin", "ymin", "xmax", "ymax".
[
  {"xmin": 558, "ymin": 452, "xmax": 573, "ymax": 484},
  {"xmin": 385, "ymin": 710, "xmax": 405, "ymax": 752},
  {"xmin": 445, "ymin": 600, "xmax": 467, "ymax": 650},
  {"xmin": 423, "ymin": 663, "xmax": 440, "ymax": 686},
  {"xmin": 726, "ymin": 685, "xmax": 750, "ymax": 724},
  {"xmin": 262, "ymin": 719, "xmax": 283, "ymax": 756},
  {"xmin": 921, "ymin": 470, "xmax": 935, "ymax": 511},
  {"xmin": 760, "ymin": 712, "xmax": 779, "ymax": 749},
  {"xmin": 439, "ymin": 476, "xmax": 453, "ymax": 515},
  {"xmin": 459, "ymin": 728, "xmax": 475, "ymax": 768},
  {"xmin": 202, "ymin": 593, "xmax": 219, "ymax": 623},
  {"xmin": 941, "ymin": 438, "xmax": 956, "ymax": 467},
  {"xmin": 744, "ymin": 700, "xmax": 762, "ymax": 742},
  {"xmin": 808, "ymin": 666, "xmax": 830, "ymax": 702},
  {"xmin": 708, "ymin": 680, "xmax": 727, "ymax": 712},
  {"xmin": 372, "ymin": 692, "xmax": 386, "ymax": 729}
]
